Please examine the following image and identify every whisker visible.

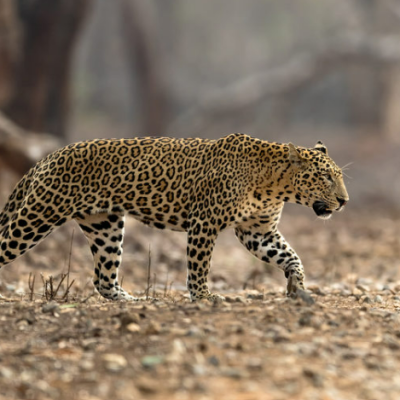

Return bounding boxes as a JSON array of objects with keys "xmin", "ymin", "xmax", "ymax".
[
  {"xmin": 342, "ymin": 171, "xmax": 352, "ymax": 179},
  {"xmin": 341, "ymin": 161, "xmax": 354, "ymax": 170}
]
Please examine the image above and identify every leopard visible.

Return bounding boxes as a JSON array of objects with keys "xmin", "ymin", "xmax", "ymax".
[{"xmin": 0, "ymin": 133, "xmax": 349, "ymax": 301}]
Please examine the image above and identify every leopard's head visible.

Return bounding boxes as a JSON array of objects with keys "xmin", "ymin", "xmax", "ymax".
[{"xmin": 288, "ymin": 141, "xmax": 349, "ymax": 219}]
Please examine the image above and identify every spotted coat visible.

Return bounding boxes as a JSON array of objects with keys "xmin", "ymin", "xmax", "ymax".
[{"xmin": 0, "ymin": 134, "xmax": 349, "ymax": 300}]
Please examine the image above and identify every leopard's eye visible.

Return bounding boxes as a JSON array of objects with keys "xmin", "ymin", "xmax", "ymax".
[{"xmin": 322, "ymin": 173, "xmax": 333, "ymax": 183}]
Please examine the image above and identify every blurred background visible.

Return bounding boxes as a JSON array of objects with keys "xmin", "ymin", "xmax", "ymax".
[
  {"xmin": 1, "ymin": 0, "xmax": 400, "ymax": 207},
  {"xmin": 0, "ymin": 0, "xmax": 399, "ymax": 297}
]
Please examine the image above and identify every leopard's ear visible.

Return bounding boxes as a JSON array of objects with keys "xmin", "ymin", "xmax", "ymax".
[
  {"xmin": 288, "ymin": 143, "xmax": 307, "ymax": 169},
  {"xmin": 315, "ymin": 141, "xmax": 328, "ymax": 155}
]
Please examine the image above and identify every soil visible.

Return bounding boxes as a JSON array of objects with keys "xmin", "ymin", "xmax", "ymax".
[{"xmin": 1, "ymin": 209, "xmax": 400, "ymax": 400}]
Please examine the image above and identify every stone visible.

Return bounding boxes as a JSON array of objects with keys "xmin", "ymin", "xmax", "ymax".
[
  {"xmin": 141, "ymin": 355, "xmax": 165, "ymax": 368},
  {"xmin": 296, "ymin": 289, "xmax": 315, "ymax": 305},
  {"xmin": 146, "ymin": 320, "xmax": 161, "ymax": 335},
  {"xmin": 303, "ymin": 367, "xmax": 324, "ymax": 387},
  {"xmin": 307, "ymin": 285, "xmax": 326, "ymax": 296},
  {"xmin": 166, "ymin": 339, "xmax": 186, "ymax": 363},
  {"xmin": 235, "ymin": 296, "xmax": 247, "ymax": 304},
  {"xmin": 136, "ymin": 377, "xmax": 159, "ymax": 393},
  {"xmin": 374, "ymin": 295, "xmax": 383, "ymax": 304},
  {"xmin": 0, "ymin": 366, "xmax": 14, "ymax": 379},
  {"xmin": 42, "ymin": 302, "xmax": 60, "ymax": 314},
  {"xmin": 352, "ymin": 288, "xmax": 363, "ymax": 296},
  {"xmin": 119, "ymin": 312, "xmax": 140, "ymax": 328},
  {"xmin": 207, "ymin": 355, "xmax": 220, "ymax": 366},
  {"xmin": 362, "ymin": 296, "xmax": 373, "ymax": 304},
  {"xmin": 221, "ymin": 367, "xmax": 249, "ymax": 379},
  {"xmin": 382, "ymin": 335, "xmax": 400, "ymax": 350},
  {"xmin": 185, "ymin": 326, "xmax": 204, "ymax": 337},
  {"xmin": 246, "ymin": 293, "xmax": 264, "ymax": 300},
  {"xmin": 356, "ymin": 284, "xmax": 370, "ymax": 293},
  {"xmin": 126, "ymin": 323, "xmax": 141, "ymax": 333},
  {"xmin": 102, "ymin": 353, "xmax": 127, "ymax": 372},
  {"xmin": 246, "ymin": 357, "xmax": 263, "ymax": 370}
]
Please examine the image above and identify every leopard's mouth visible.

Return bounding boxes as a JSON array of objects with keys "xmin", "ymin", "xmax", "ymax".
[{"xmin": 312, "ymin": 201, "xmax": 333, "ymax": 220}]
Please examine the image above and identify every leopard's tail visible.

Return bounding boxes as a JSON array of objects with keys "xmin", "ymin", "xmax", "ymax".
[{"xmin": 0, "ymin": 168, "xmax": 35, "ymax": 232}]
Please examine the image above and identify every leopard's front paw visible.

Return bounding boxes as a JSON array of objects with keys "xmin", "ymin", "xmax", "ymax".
[
  {"xmin": 286, "ymin": 273, "xmax": 305, "ymax": 297},
  {"xmin": 191, "ymin": 292, "xmax": 226, "ymax": 302},
  {"xmin": 206, "ymin": 293, "xmax": 226, "ymax": 302},
  {"xmin": 98, "ymin": 287, "xmax": 140, "ymax": 301}
]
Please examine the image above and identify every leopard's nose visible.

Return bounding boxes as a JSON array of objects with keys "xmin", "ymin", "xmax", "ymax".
[{"xmin": 337, "ymin": 197, "xmax": 347, "ymax": 207}]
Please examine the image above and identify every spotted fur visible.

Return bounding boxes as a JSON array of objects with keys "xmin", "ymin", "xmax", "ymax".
[{"xmin": 0, "ymin": 134, "xmax": 349, "ymax": 300}]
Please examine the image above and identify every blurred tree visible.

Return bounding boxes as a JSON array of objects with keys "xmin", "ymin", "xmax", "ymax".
[
  {"xmin": 0, "ymin": 1, "xmax": 19, "ymax": 108},
  {"xmin": 0, "ymin": 0, "xmax": 91, "ymax": 138},
  {"xmin": 119, "ymin": 0, "xmax": 169, "ymax": 135},
  {"xmin": 0, "ymin": 111, "xmax": 59, "ymax": 176}
]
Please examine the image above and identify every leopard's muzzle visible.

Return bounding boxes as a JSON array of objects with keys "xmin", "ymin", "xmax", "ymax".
[
  {"xmin": 312, "ymin": 200, "xmax": 332, "ymax": 219},
  {"xmin": 335, "ymin": 197, "xmax": 348, "ymax": 212}
]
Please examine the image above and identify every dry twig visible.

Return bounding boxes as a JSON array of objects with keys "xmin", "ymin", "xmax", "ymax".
[
  {"xmin": 145, "ymin": 245, "xmax": 152, "ymax": 300},
  {"xmin": 28, "ymin": 273, "xmax": 36, "ymax": 301}
]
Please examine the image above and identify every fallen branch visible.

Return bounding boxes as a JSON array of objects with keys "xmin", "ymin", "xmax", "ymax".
[
  {"xmin": 168, "ymin": 33, "xmax": 400, "ymax": 135},
  {"xmin": 0, "ymin": 111, "xmax": 59, "ymax": 175}
]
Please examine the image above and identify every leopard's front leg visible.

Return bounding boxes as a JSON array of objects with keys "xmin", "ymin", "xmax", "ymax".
[{"xmin": 235, "ymin": 224, "xmax": 305, "ymax": 296}]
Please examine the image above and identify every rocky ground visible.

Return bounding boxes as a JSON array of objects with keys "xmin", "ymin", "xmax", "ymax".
[{"xmin": 0, "ymin": 208, "xmax": 400, "ymax": 400}]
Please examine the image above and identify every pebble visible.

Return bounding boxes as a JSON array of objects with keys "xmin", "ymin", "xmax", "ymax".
[
  {"xmin": 234, "ymin": 296, "xmax": 247, "ymax": 304},
  {"xmin": 146, "ymin": 320, "xmax": 161, "ymax": 335},
  {"xmin": 264, "ymin": 326, "xmax": 292, "ymax": 342},
  {"xmin": 225, "ymin": 296, "xmax": 247, "ymax": 304},
  {"xmin": 298, "ymin": 313, "xmax": 321, "ymax": 328},
  {"xmin": 362, "ymin": 296, "xmax": 373, "ymax": 304},
  {"xmin": 356, "ymin": 284, "xmax": 370, "ymax": 293},
  {"xmin": 382, "ymin": 335, "xmax": 400, "ymax": 350},
  {"xmin": 353, "ymin": 288, "xmax": 363, "ymax": 296},
  {"xmin": 273, "ymin": 331, "xmax": 292, "ymax": 343},
  {"xmin": 5, "ymin": 284, "xmax": 16, "ymax": 292},
  {"xmin": 296, "ymin": 289, "xmax": 315, "ymax": 305},
  {"xmin": 119, "ymin": 312, "xmax": 140, "ymax": 328},
  {"xmin": 0, "ymin": 366, "xmax": 14, "ymax": 379},
  {"xmin": 186, "ymin": 326, "xmax": 204, "ymax": 337},
  {"xmin": 126, "ymin": 323, "xmax": 141, "ymax": 333},
  {"xmin": 85, "ymin": 295, "xmax": 98, "ymax": 304},
  {"xmin": 246, "ymin": 293, "xmax": 264, "ymax": 300},
  {"xmin": 42, "ymin": 302, "xmax": 60, "ymax": 314},
  {"xmin": 165, "ymin": 327, "xmax": 187, "ymax": 336},
  {"xmin": 303, "ymin": 367, "xmax": 324, "ymax": 387},
  {"xmin": 246, "ymin": 357, "xmax": 263, "ymax": 370},
  {"xmin": 227, "ymin": 323, "xmax": 245, "ymax": 334},
  {"xmin": 307, "ymin": 285, "xmax": 326, "ymax": 296},
  {"xmin": 166, "ymin": 339, "xmax": 186, "ymax": 363},
  {"xmin": 102, "ymin": 353, "xmax": 127, "ymax": 372},
  {"xmin": 207, "ymin": 355, "xmax": 220, "ymax": 366},
  {"xmin": 221, "ymin": 367, "xmax": 249, "ymax": 379},
  {"xmin": 136, "ymin": 377, "xmax": 158, "ymax": 393},
  {"xmin": 374, "ymin": 295, "xmax": 383, "ymax": 304},
  {"xmin": 192, "ymin": 364, "xmax": 207, "ymax": 376},
  {"xmin": 141, "ymin": 355, "xmax": 165, "ymax": 368}
]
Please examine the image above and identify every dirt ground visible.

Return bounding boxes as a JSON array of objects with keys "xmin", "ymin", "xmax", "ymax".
[{"xmin": 1, "ymin": 208, "xmax": 400, "ymax": 400}]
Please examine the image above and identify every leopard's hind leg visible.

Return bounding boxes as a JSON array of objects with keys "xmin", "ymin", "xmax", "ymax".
[{"xmin": 75, "ymin": 212, "xmax": 137, "ymax": 301}]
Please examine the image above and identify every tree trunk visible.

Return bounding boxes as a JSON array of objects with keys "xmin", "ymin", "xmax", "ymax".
[
  {"xmin": 0, "ymin": 112, "xmax": 59, "ymax": 176},
  {"xmin": 119, "ymin": 0, "xmax": 169, "ymax": 135},
  {"xmin": 0, "ymin": 1, "xmax": 20, "ymax": 107},
  {"xmin": 2, "ymin": 0, "xmax": 91, "ymax": 138},
  {"xmin": 382, "ymin": 65, "xmax": 400, "ymax": 143}
]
